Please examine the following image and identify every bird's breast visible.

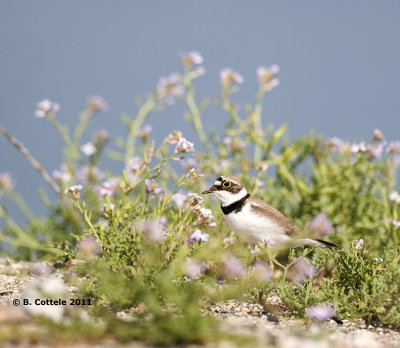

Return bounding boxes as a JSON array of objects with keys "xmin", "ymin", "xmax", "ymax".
[{"xmin": 224, "ymin": 204, "xmax": 290, "ymax": 245}]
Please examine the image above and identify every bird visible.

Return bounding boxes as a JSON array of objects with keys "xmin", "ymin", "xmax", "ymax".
[{"xmin": 202, "ymin": 175, "xmax": 338, "ymax": 249}]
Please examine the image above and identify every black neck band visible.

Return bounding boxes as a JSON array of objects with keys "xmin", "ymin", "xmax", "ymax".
[{"xmin": 221, "ymin": 193, "xmax": 250, "ymax": 215}]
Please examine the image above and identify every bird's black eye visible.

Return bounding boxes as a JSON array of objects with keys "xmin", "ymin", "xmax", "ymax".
[{"xmin": 222, "ymin": 181, "xmax": 231, "ymax": 189}]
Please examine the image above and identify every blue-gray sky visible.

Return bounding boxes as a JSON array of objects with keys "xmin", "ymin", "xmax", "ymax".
[{"xmin": 1, "ymin": 1, "xmax": 400, "ymax": 222}]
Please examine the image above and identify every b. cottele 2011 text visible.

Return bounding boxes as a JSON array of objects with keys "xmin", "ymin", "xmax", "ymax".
[{"xmin": 23, "ymin": 298, "xmax": 92, "ymax": 306}]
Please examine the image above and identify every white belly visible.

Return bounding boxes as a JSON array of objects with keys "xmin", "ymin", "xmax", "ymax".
[{"xmin": 224, "ymin": 204, "xmax": 291, "ymax": 245}]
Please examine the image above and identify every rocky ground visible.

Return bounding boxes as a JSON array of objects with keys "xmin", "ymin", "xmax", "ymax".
[{"xmin": 1, "ymin": 258, "xmax": 400, "ymax": 347}]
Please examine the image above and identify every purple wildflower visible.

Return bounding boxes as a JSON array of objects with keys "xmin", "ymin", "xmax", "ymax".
[
  {"xmin": 291, "ymin": 257, "xmax": 317, "ymax": 283},
  {"xmin": 76, "ymin": 166, "xmax": 105, "ymax": 182},
  {"xmin": 180, "ymin": 51, "xmax": 204, "ymax": 67},
  {"xmin": 220, "ymin": 68, "xmax": 244, "ymax": 87},
  {"xmin": 257, "ymin": 65, "xmax": 280, "ymax": 91},
  {"xmin": 0, "ymin": 172, "xmax": 14, "ymax": 191},
  {"xmin": 372, "ymin": 129, "xmax": 384, "ymax": 141},
  {"xmin": 64, "ymin": 185, "xmax": 83, "ymax": 199},
  {"xmin": 309, "ymin": 213, "xmax": 334, "ymax": 236},
  {"xmin": 137, "ymin": 217, "xmax": 167, "ymax": 242},
  {"xmin": 324, "ymin": 137, "xmax": 349, "ymax": 153},
  {"xmin": 181, "ymin": 158, "xmax": 198, "ymax": 171},
  {"xmin": 387, "ymin": 141, "xmax": 400, "ymax": 154},
  {"xmin": 175, "ymin": 137, "xmax": 195, "ymax": 153},
  {"xmin": 93, "ymin": 129, "xmax": 109, "ymax": 145},
  {"xmin": 223, "ymin": 236, "xmax": 235, "ymax": 244},
  {"xmin": 306, "ymin": 304, "xmax": 335, "ymax": 321},
  {"xmin": 185, "ymin": 258, "xmax": 208, "ymax": 279},
  {"xmin": 257, "ymin": 164, "xmax": 269, "ymax": 173},
  {"xmin": 186, "ymin": 168, "xmax": 204, "ymax": 180},
  {"xmin": 96, "ymin": 179, "xmax": 118, "ymax": 198},
  {"xmin": 52, "ymin": 164, "xmax": 72, "ymax": 184},
  {"xmin": 145, "ymin": 178, "xmax": 163, "ymax": 200},
  {"xmin": 34, "ymin": 99, "xmax": 59, "ymax": 118},
  {"xmin": 101, "ymin": 203, "xmax": 115, "ymax": 218},
  {"xmin": 185, "ymin": 193, "xmax": 204, "ymax": 210},
  {"xmin": 367, "ymin": 143, "xmax": 384, "ymax": 160},
  {"xmin": 156, "ymin": 73, "xmax": 184, "ymax": 106},
  {"xmin": 165, "ymin": 131, "xmax": 183, "ymax": 144},
  {"xmin": 126, "ymin": 156, "xmax": 143, "ymax": 173},
  {"xmin": 80, "ymin": 142, "xmax": 97, "ymax": 156},
  {"xmin": 137, "ymin": 124, "xmax": 153, "ymax": 141},
  {"xmin": 249, "ymin": 244, "xmax": 261, "ymax": 255},
  {"xmin": 171, "ymin": 191, "xmax": 190, "ymax": 209},
  {"xmin": 354, "ymin": 239, "xmax": 364, "ymax": 250},
  {"xmin": 263, "ymin": 237, "xmax": 276, "ymax": 247},
  {"xmin": 189, "ymin": 66, "xmax": 206, "ymax": 79},
  {"xmin": 223, "ymin": 254, "xmax": 245, "ymax": 278},
  {"xmin": 189, "ymin": 229, "xmax": 210, "ymax": 243},
  {"xmin": 86, "ymin": 95, "xmax": 109, "ymax": 114},
  {"xmin": 351, "ymin": 142, "xmax": 367, "ymax": 154}
]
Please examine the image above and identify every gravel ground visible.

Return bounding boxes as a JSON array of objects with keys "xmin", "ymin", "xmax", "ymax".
[{"xmin": 1, "ymin": 258, "xmax": 400, "ymax": 347}]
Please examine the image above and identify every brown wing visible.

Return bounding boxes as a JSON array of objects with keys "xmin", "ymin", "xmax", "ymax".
[{"xmin": 248, "ymin": 196, "xmax": 303, "ymax": 237}]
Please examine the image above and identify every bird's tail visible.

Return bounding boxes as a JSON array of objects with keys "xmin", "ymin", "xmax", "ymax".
[{"xmin": 311, "ymin": 238, "xmax": 339, "ymax": 250}]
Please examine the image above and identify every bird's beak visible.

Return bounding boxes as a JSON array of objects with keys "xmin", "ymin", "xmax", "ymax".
[{"xmin": 202, "ymin": 185, "xmax": 217, "ymax": 194}]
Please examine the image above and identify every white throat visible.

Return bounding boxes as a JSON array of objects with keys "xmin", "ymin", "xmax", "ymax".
[{"xmin": 212, "ymin": 188, "xmax": 248, "ymax": 207}]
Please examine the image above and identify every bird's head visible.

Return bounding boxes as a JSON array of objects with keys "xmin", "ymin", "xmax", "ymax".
[{"xmin": 202, "ymin": 176, "xmax": 247, "ymax": 206}]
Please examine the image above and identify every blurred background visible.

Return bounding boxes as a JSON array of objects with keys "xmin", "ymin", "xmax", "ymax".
[{"xmin": 1, "ymin": 1, "xmax": 400, "ymax": 222}]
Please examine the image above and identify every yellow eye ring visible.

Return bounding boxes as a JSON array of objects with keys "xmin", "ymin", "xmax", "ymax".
[{"xmin": 222, "ymin": 181, "xmax": 231, "ymax": 188}]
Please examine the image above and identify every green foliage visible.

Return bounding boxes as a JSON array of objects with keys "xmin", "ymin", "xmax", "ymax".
[{"xmin": 1, "ymin": 54, "xmax": 400, "ymax": 344}]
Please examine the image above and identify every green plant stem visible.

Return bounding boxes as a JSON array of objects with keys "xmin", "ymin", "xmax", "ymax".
[
  {"xmin": 253, "ymin": 88, "xmax": 265, "ymax": 165},
  {"xmin": 184, "ymin": 74, "xmax": 210, "ymax": 154},
  {"xmin": 125, "ymin": 97, "xmax": 156, "ymax": 165}
]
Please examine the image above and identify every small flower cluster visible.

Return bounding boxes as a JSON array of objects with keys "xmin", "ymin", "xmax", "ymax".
[
  {"xmin": 180, "ymin": 51, "xmax": 206, "ymax": 79},
  {"xmin": 85, "ymin": 96, "xmax": 109, "ymax": 116},
  {"xmin": 175, "ymin": 137, "xmax": 195, "ymax": 154},
  {"xmin": 0, "ymin": 172, "xmax": 14, "ymax": 191},
  {"xmin": 257, "ymin": 64, "xmax": 280, "ymax": 91},
  {"xmin": 156, "ymin": 73, "xmax": 184, "ymax": 106},
  {"xmin": 306, "ymin": 304, "xmax": 335, "ymax": 321},
  {"xmin": 65, "ymin": 184, "xmax": 83, "ymax": 199},
  {"xmin": 290, "ymin": 257, "xmax": 317, "ymax": 283},
  {"xmin": 220, "ymin": 68, "xmax": 244, "ymax": 87},
  {"xmin": 34, "ymin": 99, "xmax": 59, "ymax": 118},
  {"xmin": 223, "ymin": 253, "xmax": 245, "ymax": 278},
  {"xmin": 354, "ymin": 238, "xmax": 364, "ymax": 250},
  {"xmin": 185, "ymin": 258, "xmax": 208, "ymax": 279},
  {"xmin": 80, "ymin": 129, "xmax": 110, "ymax": 157},
  {"xmin": 136, "ymin": 217, "xmax": 167, "ymax": 242},
  {"xmin": 95, "ymin": 179, "xmax": 118, "ymax": 198},
  {"xmin": 325, "ymin": 129, "xmax": 400, "ymax": 161},
  {"xmin": 52, "ymin": 164, "xmax": 72, "ymax": 184},
  {"xmin": 222, "ymin": 136, "xmax": 246, "ymax": 153},
  {"xmin": 137, "ymin": 124, "xmax": 152, "ymax": 142},
  {"xmin": 145, "ymin": 178, "xmax": 163, "ymax": 200},
  {"xmin": 188, "ymin": 229, "xmax": 210, "ymax": 243}
]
